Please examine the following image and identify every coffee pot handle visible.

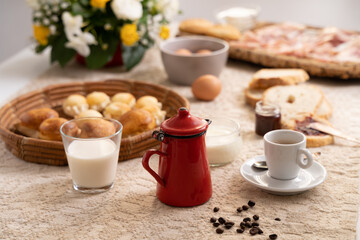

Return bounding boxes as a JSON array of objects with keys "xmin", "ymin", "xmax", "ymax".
[{"xmin": 142, "ymin": 149, "xmax": 166, "ymax": 187}]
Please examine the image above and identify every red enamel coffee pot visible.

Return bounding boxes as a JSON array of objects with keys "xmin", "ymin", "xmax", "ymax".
[{"xmin": 142, "ymin": 107, "xmax": 212, "ymax": 207}]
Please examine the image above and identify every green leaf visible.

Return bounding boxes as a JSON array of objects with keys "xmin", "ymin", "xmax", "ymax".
[
  {"xmin": 71, "ymin": 2, "xmax": 92, "ymax": 18},
  {"xmin": 51, "ymin": 35, "xmax": 76, "ymax": 67},
  {"xmin": 79, "ymin": 0, "xmax": 89, "ymax": 6},
  {"xmin": 85, "ymin": 34, "xmax": 119, "ymax": 69},
  {"xmin": 122, "ymin": 44, "xmax": 146, "ymax": 71},
  {"xmin": 35, "ymin": 44, "xmax": 48, "ymax": 53}
]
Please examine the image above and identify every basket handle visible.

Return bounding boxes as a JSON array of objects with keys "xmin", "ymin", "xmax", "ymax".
[{"xmin": 142, "ymin": 149, "xmax": 166, "ymax": 187}]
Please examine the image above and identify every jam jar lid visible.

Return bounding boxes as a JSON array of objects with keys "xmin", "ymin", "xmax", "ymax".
[{"xmin": 160, "ymin": 107, "xmax": 209, "ymax": 136}]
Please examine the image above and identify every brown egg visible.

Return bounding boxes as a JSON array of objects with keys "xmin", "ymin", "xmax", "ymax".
[
  {"xmin": 192, "ymin": 75, "xmax": 222, "ymax": 101},
  {"xmin": 175, "ymin": 48, "xmax": 192, "ymax": 56},
  {"xmin": 196, "ymin": 49, "xmax": 212, "ymax": 55}
]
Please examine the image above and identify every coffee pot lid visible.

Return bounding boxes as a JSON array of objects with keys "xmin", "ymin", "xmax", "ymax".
[{"xmin": 160, "ymin": 108, "xmax": 209, "ymax": 136}]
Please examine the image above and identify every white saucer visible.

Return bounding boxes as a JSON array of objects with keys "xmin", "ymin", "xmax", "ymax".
[{"xmin": 240, "ymin": 155, "xmax": 327, "ymax": 195}]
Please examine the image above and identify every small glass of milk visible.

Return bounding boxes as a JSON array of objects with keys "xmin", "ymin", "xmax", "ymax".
[
  {"xmin": 60, "ymin": 118, "xmax": 122, "ymax": 193},
  {"xmin": 206, "ymin": 117, "xmax": 242, "ymax": 167}
]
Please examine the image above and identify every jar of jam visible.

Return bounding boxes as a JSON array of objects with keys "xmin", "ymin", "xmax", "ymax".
[{"xmin": 255, "ymin": 101, "xmax": 281, "ymax": 136}]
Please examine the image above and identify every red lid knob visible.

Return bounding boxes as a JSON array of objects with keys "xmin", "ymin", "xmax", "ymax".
[{"xmin": 160, "ymin": 108, "xmax": 209, "ymax": 136}]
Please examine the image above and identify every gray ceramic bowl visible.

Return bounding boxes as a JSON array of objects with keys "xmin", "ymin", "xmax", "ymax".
[{"xmin": 160, "ymin": 36, "xmax": 229, "ymax": 85}]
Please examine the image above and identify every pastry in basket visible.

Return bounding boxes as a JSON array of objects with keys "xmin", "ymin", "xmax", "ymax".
[
  {"xmin": 75, "ymin": 109, "xmax": 103, "ymax": 118},
  {"xmin": 138, "ymin": 105, "xmax": 166, "ymax": 126},
  {"xmin": 77, "ymin": 118, "xmax": 116, "ymax": 138},
  {"xmin": 118, "ymin": 109, "xmax": 156, "ymax": 138},
  {"xmin": 62, "ymin": 94, "xmax": 89, "ymax": 117},
  {"xmin": 38, "ymin": 117, "xmax": 68, "ymax": 141},
  {"xmin": 135, "ymin": 96, "xmax": 162, "ymax": 109},
  {"xmin": 17, "ymin": 107, "xmax": 59, "ymax": 138},
  {"xmin": 86, "ymin": 91, "xmax": 110, "ymax": 111},
  {"xmin": 205, "ymin": 24, "xmax": 241, "ymax": 41},
  {"xmin": 103, "ymin": 102, "xmax": 131, "ymax": 120},
  {"xmin": 111, "ymin": 93, "xmax": 136, "ymax": 108},
  {"xmin": 179, "ymin": 18, "xmax": 214, "ymax": 35},
  {"xmin": 282, "ymin": 114, "xmax": 334, "ymax": 148}
]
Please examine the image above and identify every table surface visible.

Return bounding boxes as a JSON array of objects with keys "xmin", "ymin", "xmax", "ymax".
[{"xmin": 1, "ymin": 45, "xmax": 360, "ymax": 240}]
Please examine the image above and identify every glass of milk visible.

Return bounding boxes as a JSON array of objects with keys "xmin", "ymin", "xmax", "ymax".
[
  {"xmin": 205, "ymin": 117, "xmax": 242, "ymax": 167},
  {"xmin": 60, "ymin": 118, "xmax": 122, "ymax": 193}
]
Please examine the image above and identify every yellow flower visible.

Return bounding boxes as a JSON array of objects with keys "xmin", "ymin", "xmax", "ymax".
[
  {"xmin": 159, "ymin": 25, "xmax": 170, "ymax": 40},
  {"xmin": 90, "ymin": 0, "xmax": 110, "ymax": 9},
  {"xmin": 120, "ymin": 24, "xmax": 139, "ymax": 46},
  {"xmin": 33, "ymin": 25, "xmax": 50, "ymax": 45}
]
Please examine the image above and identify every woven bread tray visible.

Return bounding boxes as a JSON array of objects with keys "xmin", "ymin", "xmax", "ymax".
[
  {"xmin": 0, "ymin": 79, "xmax": 189, "ymax": 166},
  {"xmin": 228, "ymin": 22, "xmax": 360, "ymax": 79}
]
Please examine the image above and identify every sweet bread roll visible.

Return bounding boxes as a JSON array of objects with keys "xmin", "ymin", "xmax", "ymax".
[
  {"xmin": 205, "ymin": 24, "xmax": 241, "ymax": 41},
  {"xmin": 77, "ymin": 118, "xmax": 116, "ymax": 138},
  {"xmin": 75, "ymin": 109, "xmax": 103, "ymax": 118},
  {"xmin": 112, "ymin": 93, "xmax": 136, "ymax": 107},
  {"xmin": 119, "ymin": 109, "xmax": 156, "ymax": 137},
  {"xmin": 17, "ymin": 108, "xmax": 59, "ymax": 138},
  {"xmin": 39, "ymin": 117, "xmax": 68, "ymax": 141},
  {"xmin": 137, "ymin": 105, "xmax": 166, "ymax": 126},
  {"xmin": 103, "ymin": 102, "xmax": 131, "ymax": 120},
  {"xmin": 135, "ymin": 96, "xmax": 162, "ymax": 109},
  {"xmin": 62, "ymin": 94, "xmax": 89, "ymax": 117},
  {"xmin": 179, "ymin": 18, "xmax": 214, "ymax": 35},
  {"xmin": 86, "ymin": 91, "xmax": 110, "ymax": 111}
]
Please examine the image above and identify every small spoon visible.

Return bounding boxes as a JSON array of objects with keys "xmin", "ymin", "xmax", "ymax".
[{"xmin": 252, "ymin": 152, "xmax": 321, "ymax": 170}]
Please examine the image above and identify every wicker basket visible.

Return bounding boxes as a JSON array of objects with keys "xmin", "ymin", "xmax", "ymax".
[{"xmin": 0, "ymin": 79, "xmax": 189, "ymax": 166}]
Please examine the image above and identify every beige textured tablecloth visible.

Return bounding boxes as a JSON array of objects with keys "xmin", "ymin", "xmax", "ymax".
[{"xmin": 1, "ymin": 48, "xmax": 360, "ymax": 240}]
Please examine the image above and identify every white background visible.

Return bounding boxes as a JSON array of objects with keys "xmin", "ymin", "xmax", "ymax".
[{"xmin": 1, "ymin": 0, "xmax": 360, "ymax": 63}]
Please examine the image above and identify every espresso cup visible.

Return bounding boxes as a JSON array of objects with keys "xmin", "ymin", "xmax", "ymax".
[{"xmin": 264, "ymin": 130, "xmax": 313, "ymax": 180}]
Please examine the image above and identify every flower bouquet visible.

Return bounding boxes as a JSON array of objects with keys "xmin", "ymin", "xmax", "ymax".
[{"xmin": 26, "ymin": 0, "xmax": 179, "ymax": 70}]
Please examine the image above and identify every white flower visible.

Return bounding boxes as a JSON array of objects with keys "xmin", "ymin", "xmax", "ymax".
[
  {"xmin": 34, "ymin": 11, "xmax": 42, "ymax": 18},
  {"xmin": 46, "ymin": 10, "xmax": 52, "ymax": 16},
  {"xmin": 62, "ymin": 12, "xmax": 97, "ymax": 57},
  {"xmin": 26, "ymin": 0, "xmax": 40, "ymax": 10},
  {"xmin": 52, "ymin": 6, "xmax": 59, "ymax": 12},
  {"xmin": 61, "ymin": 2, "xmax": 69, "ymax": 9},
  {"xmin": 51, "ymin": 15, "xmax": 58, "ymax": 22},
  {"xmin": 43, "ymin": 18, "xmax": 50, "ymax": 25},
  {"xmin": 49, "ymin": 25, "xmax": 56, "ymax": 34},
  {"xmin": 156, "ymin": 0, "xmax": 179, "ymax": 21},
  {"xmin": 111, "ymin": 0, "xmax": 143, "ymax": 21},
  {"xmin": 104, "ymin": 23, "xmax": 112, "ymax": 30}
]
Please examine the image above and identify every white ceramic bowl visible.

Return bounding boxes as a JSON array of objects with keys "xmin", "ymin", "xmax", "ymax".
[{"xmin": 160, "ymin": 36, "xmax": 229, "ymax": 86}]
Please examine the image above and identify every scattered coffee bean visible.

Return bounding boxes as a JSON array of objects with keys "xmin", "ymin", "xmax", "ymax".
[
  {"xmin": 252, "ymin": 222, "xmax": 259, "ymax": 227},
  {"xmin": 249, "ymin": 227, "xmax": 259, "ymax": 235},
  {"xmin": 236, "ymin": 207, "xmax": 242, "ymax": 213},
  {"xmin": 216, "ymin": 228, "xmax": 224, "ymax": 234},
  {"xmin": 218, "ymin": 217, "xmax": 226, "ymax": 224},
  {"xmin": 248, "ymin": 200, "xmax": 256, "ymax": 207},
  {"xmin": 242, "ymin": 205, "xmax": 249, "ymax": 211},
  {"xmin": 225, "ymin": 221, "xmax": 234, "ymax": 226},
  {"xmin": 274, "ymin": 218, "xmax": 281, "ymax": 221},
  {"xmin": 213, "ymin": 207, "xmax": 219, "ymax": 212},
  {"xmin": 213, "ymin": 222, "xmax": 220, "ymax": 227},
  {"xmin": 253, "ymin": 215, "xmax": 259, "ymax": 221},
  {"xmin": 240, "ymin": 222, "xmax": 246, "ymax": 228},
  {"xmin": 243, "ymin": 217, "xmax": 251, "ymax": 222},
  {"xmin": 224, "ymin": 224, "xmax": 233, "ymax": 229},
  {"xmin": 245, "ymin": 222, "xmax": 252, "ymax": 228},
  {"xmin": 236, "ymin": 228, "xmax": 244, "ymax": 233},
  {"xmin": 210, "ymin": 217, "xmax": 217, "ymax": 223},
  {"xmin": 269, "ymin": 233, "xmax": 278, "ymax": 239},
  {"xmin": 258, "ymin": 228, "xmax": 263, "ymax": 234}
]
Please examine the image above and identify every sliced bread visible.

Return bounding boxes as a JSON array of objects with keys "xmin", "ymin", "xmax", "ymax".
[
  {"xmin": 249, "ymin": 69, "xmax": 309, "ymax": 89},
  {"xmin": 244, "ymin": 87, "xmax": 264, "ymax": 107},
  {"xmin": 262, "ymin": 85, "xmax": 324, "ymax": 123},
  {"xmin": 282, "ymin": 114, "xmax": 334, "ymax": 147}
]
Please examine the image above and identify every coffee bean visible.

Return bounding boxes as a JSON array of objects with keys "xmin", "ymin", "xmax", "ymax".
[
  {"xmin": 213, "ymin": 207, "xmax": 219, "ymax": 212},
  {"xmin": 236, "ymin": 207, "xmax": 242, "ymax": 213},
  {"xmin": 253, "ymin": 215, "xmax": 259, "ymax": 221},
  {"xmin": 258, "ymin": 228, "xmax": 263, "ymax": 234},
  {"xmin": 245, "ymin": 222, "xmax": 252, "ymax": 228},
  {"xmin": 225, "ymin": 221, "xmax": 234, "ymax": 226},
  {"xmin": 252, "ymin": 222, "xmax": 259, "ymax": 227},
  {"xmin": 218, "ymin": 217, "xmax": 226, "ymax": 224},
  {"xmin": 242, "ymin": 205, "xmax": 249, "ymax": 211},
  {"xmin": 224, "ymin": 224, "xmax": 233, "ymax": 229},
  {"xmin": 249, "ymin": 227, "xmax": 259, "ymax": 235},
  {"xmin": 248, "ymin": 200, "xmax": 256, "ymax": 207},
  {"xmin": 210, "ymin": 217, "xmax": 217, "ymax": 223},
  {"xmin": 274, "ymin": 218, "xmax": 281, "ymax": 221},
  {"xmin": 243, "ymin": 217, "xmax": 251, "ymax": 222},
  {"xmin": 236, "ymin": 228, "xmax": 244, "ymax": 233},
  {"xmin": 216, "ymin": 228, "xmax": 224, "ymax": 234},
  {"xmin": 269, "ymin": 233, "xmax": 278, "ymax": 239},
  {"xmin": 240, "ymin": 222, "xmax": 246, "ymax": 228},
  {"xmin": 213, "ymin": 222, "xmax": 220, "ymax": 227}
]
